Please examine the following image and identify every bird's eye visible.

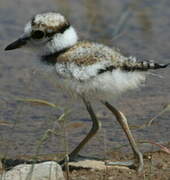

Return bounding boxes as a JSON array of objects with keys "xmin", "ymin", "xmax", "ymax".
[{"xmin": 31, "ymin": 30, "xmax": 45, "ymax": 40}]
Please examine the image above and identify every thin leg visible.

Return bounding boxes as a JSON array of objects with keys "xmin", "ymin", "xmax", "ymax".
[
  {"xmin": 102, "ymin": 101, "xmax": 143, "ymax": 172},
  {"xmin": 59, "ymin": 97, "xmax": 101, "ymax": 164}
]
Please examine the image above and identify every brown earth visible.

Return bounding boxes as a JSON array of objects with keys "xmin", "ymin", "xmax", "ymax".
[
  {"xmin": 65, "ymin": 150, "xmax": 170, "ymax": 180},
  {"xmin": 1, "ymin": 146, "xmax": 169, "ymax": 180}
]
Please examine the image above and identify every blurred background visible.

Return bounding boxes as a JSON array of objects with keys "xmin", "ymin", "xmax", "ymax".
[{"xmin": 0, "ymin": 0, "xmax": 170, "ymax": 160}]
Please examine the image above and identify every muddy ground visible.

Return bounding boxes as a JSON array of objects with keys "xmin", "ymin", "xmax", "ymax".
[
  {"xmin": 67, "ymin": 150, "xmax": 170, "ymax": 180},
  {"xmin": 1, "ymin": 148, "xmax": 169, "ymax": 180}
]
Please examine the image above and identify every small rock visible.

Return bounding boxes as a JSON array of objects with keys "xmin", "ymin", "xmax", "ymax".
[
  {"xmin": 69, "ymin": 159, "xmax": 130, "ymax": 170},
  {"xmin": 0, "ymin": 161, "xmax": 65, "ymax": 180},
  {"xmin": 108, "ymin": 177, "xmax": 114, "ymax": 180}
]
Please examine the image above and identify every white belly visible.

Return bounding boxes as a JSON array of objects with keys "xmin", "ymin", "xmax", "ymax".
[{"xmin": 55, "ymin": 62, "xmax": 146, "ymax": 100}]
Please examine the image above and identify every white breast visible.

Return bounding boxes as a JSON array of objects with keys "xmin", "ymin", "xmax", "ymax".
[{"xmin": 54, "ymin": 62, "xmax": 146, "ymax": 100}]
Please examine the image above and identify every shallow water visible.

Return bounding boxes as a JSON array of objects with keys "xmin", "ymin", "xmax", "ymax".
[{"xmin": 0, "ymin": 0, "xmax": 170, "ymax": 159}]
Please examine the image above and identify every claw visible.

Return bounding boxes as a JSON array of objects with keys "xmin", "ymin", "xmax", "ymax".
[
  {"xmin": 105, "ymin": 160, "xmax": 134, "ymax": 167},
  {"xmin": 105, "ymin": 159, "xmax": 143, "ymax": 172}
]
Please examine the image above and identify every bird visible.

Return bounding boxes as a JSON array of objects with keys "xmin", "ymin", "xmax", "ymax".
[{"xmin": 5, "ymin": 12, "xmax": 169, "ymax": 172}]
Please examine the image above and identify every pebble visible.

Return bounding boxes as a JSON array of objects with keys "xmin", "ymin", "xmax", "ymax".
[{"xmin": 0, "ymin": 161, "xmax": 65, "ymax": 180}]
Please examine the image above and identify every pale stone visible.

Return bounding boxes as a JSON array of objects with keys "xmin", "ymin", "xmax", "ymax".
[
  {"xmin": 0, "ymin": 161, "xmax": 65, "ymax": 180},
  {"xmin": 68, "ymin": 159, "xmax": 130, "ymax": 170}
]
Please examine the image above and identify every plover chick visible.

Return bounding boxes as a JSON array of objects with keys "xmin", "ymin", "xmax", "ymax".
[{"xmin": 5, "ymin": 12, "xmax": 169, "ymax": 172}]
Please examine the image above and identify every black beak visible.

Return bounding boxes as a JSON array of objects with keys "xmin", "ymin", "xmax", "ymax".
[{"xmin": 5, "ymin": 37, "xmax": 29, "ymax": 51}]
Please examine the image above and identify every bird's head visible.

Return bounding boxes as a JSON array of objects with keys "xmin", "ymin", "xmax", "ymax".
[{"xmin": 5, "ymin": 12, "xmax": 78, "ymax": 55}]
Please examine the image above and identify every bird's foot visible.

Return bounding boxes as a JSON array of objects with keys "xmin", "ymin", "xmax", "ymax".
[
  {"xmin": 105, "ymin": 160, "xmax": 134, "ymax": 168},
  {"xmin": 106, "ymin": 158, "xmax": 143, "ymax": 172}
]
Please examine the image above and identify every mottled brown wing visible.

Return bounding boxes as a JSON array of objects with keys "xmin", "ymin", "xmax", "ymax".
[{"xmin": 57, "ymin": 41, "xmax": 119, "ymax": 66}]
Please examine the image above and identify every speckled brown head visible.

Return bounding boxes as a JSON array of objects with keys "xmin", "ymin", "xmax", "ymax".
[
  {"xmin": 31, "ymin": 12, "xmax": 70, "ymax": 38},
  {"xmin": 5, "ymin": 12, "xmax": 78, "ymax": 55}
]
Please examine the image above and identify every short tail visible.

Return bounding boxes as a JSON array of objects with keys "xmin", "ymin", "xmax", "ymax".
[
  {"xmin": 97, "ymin": 57, "xmax": 169, "ymax": 75},
  {"xmin": 121, "ymin": 57, "xmax": 170, "ymax": 71}
]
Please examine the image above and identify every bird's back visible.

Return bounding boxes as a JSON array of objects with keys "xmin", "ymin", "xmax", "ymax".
[
  {"xmin": 57, "ymin": 41, "xmax": 125, "ymax": 66},
  {"xmin": 52, "ymin": 41, "xmax": 145, "ymax": 99}
]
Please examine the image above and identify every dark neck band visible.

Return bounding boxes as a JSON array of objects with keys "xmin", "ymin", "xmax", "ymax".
[{"xmin": 41, "ymin": 48, "xmax": 69, "ymax": 65}]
